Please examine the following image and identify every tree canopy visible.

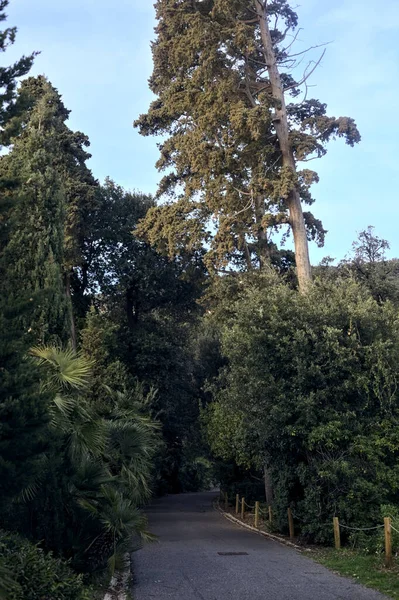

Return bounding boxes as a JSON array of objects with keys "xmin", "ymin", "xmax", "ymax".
[{"xmin": 135, "ymin": 0, "xmax": 360, "ymax": 282}]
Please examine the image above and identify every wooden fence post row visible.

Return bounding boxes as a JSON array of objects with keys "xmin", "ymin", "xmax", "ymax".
[{"xmin": 223, "ymin": 496, "xmax": 394, "ymax": 565}]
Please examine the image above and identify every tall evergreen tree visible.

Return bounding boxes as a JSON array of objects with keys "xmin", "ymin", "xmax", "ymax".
[
  {"xmin": 0, "ymin": 0, "xmax": 37, "ymax": 135},
  {"xmin": 0, "ymin": 0, "xmax": 36, "ymax": 244},
  {"xmin": 0, "ymin": 295, "xmax": 50, "ymax": 515},
  {"xmin": 0, "ymin": 77, "xmax": 70, "ymax": 343},
  {"xmin": 1, "ymin": 76, "xmax": 99, "ymax": 344},
  {"xmin": 135, "ymin": 0, "xmax": 360, "ymax": 286},
  {"xmin": 0, "ymin": 1, "xmax": 49, "ymax": 517}
]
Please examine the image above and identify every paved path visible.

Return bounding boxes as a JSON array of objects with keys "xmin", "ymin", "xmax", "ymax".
[{"xmin": 132, "ymin": 492, "xmax": 388, "ymax": 600}]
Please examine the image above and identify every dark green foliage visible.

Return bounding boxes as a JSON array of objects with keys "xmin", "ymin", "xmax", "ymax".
[
  {"xmin": 3, "ymin": 7, "xmax": 399, "ymax": 596},
  {"xmin": 0, "ymin": 77, "xmax": 73, "ymax": 343},
  {"xmin": 205, "ymin": 273, "xmax": 399, "ymax": 541},
  {"xmin": 0, "ymin": 297, "xmax": 49, "ymax": 513},
  {"xmin": 0, "ymin": 531, "xmax": 90, "ymax": 600},
  {"xmin": 72, "ymin": 179, "xmax": 208, "ymax": 493},
  {"xmin": 1, "ymin": 75, "xmax": 100, "ymax": 347},
  {"xmin": 0, "ymin": 1, "xmax": 36, "ymax": 136},
  {"xmin": 0, "ymin": 4, "xmax": 53, "ymax": 564}
]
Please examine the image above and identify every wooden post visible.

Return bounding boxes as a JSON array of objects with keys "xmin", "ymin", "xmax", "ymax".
[
  {"xmin": 255, "ymin": 501, "xmax": 260, "ymax": 528},
  {"xmin": 288, "ymin": 508, "xmax": 294, "ymax": 539},
  {"xmin": 333, "ymin": 517, "xmax": 341, "ymax": 550},
  {"xmin": 224, "ymin": 492, "xmax": 228, "ymax": 511},
  {"xmin": 241, "ymin": 497, "xmax": 245, "ymax": 520},
  {"xmin": 384, "ymin": 517, "xmax": 392, "ymax": 568},
  {"xmin": 269, "ymin": 505, "xmax": 273, "ymax": 523},
  {"xmin": 235, "ymin": 494, "xmax": 239, "ymax": 515}
]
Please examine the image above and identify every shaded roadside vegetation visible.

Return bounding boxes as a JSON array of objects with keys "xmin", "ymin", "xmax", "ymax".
[
  {"xmin": 0, "ymin": 3, "xmax": 211, "ymax": 596},
  {"xmin": 314, "ymin": 549, "xmax": 399, "ymax": 599}
]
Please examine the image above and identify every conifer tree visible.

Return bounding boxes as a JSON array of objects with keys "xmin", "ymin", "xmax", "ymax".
[
  {"xmin": 0, "ymin": 294, "xmax": 50, "ymax": 515},
  {"xmin": 0, "ymin": 0, "xmax": 36, "ymax": 244},
  {"xmin": 1, "ymin": 76, "xmax": 99, "ymax": 344},
  {"xmin": 135, "ymin": 0, "xmax": 360, "ymax": 286},
  {"xmin": 0, "ymin": 0, "xmax": 36, "ymax": 134},
  {"xmin": 0, "ymin": 2, "xmax": 49, "ymax": 516},
  {"xmin": 0, "ymin": 78, "xmax": 70, "ymax": 343}
]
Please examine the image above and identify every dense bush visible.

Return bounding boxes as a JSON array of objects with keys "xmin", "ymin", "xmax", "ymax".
[
  {"xmin": 0, "ymin": 531, "xmax": 90, "ymax": 600},
  {"xmin": 205, "ymin": 273, "xmax": 399, "ymax": 542}
]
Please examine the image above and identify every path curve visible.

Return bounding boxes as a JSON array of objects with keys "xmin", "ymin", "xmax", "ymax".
[{"xmin": 132, "ymin": 491, "xmax": 389, "ymax": 600}]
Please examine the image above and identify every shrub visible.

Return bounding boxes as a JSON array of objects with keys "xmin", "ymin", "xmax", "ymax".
[
  {"xmin": 206, "ymin": 273, "xmax": 399, "ymax": 542},
  {"xmin": 0, "ymin": 531, "xmax": 90, "ymax": 600}
]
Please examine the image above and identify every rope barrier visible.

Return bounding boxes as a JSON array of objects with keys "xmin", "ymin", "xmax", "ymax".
[
  {"xmin": 339, "ymin": 523, "xmax": 384, "ymax": 531},
  {"xmin": 220, "ymin": 491, "xmax": 394, "ymax": 559},
  {"xmin": 291, "ymin": 512, "xmax": 306, "ymax": 523},
  {"xmin": 258, "ymin": 507, "xmax": 269, "ymax": 516}
]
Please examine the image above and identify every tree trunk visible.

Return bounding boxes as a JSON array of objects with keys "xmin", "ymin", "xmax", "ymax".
[
  {"xmin": 255, "ymin": 194, "xmax": 270, "ymax": 270},
  {"xmin": 126, "ymin": 286, "xmax": 139, "ymax": 331},
  {"xmin": 65, "ymin": 271, "xmax": 77, "ymax": 351},
  {"xmin": 255, "ymin": 0, "xmax": 312, "ymax": 292},
  {"xmin": 264, "ymin": 464, "xmax": 274, "ymax": 505}
]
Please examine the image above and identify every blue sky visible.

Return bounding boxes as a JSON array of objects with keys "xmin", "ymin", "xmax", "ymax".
[{"xmin": 5, "ymin": 0, "xmax": 399, "ymax": 264}]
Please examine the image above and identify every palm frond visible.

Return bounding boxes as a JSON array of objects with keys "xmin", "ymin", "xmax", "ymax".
[
  {"xmin": 68, "ymin": 457, "xmax": 114, "ymax": 505},
  {"xmin": 30, "ymin": 345, "xmax": 93, "ymax": 390},
  {"xmin": 67, "ymin": 418, "xmax": 107, "ymax": 464},
  {"xmin": 14, "ymin": 454, "xmax": 49, "ymax": 503}
]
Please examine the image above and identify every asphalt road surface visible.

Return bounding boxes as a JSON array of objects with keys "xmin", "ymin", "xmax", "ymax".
[{"xmin": 132, "ymin": 491, "xmax": 388, "ymax": 600}]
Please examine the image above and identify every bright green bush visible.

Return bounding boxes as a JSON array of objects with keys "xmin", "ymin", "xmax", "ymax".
[{"xmin": 0, "ymin": 532, "xmax": 90, "ymax": 600}]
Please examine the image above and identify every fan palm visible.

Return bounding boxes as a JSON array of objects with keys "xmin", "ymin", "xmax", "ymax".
[
  {"xmin": 105, "ymin": 390, "xmax": 160, "ymax": 504},
  {"xmin": 26, "ymin": 345, "xmax": 159, "ymax": 573},
  {"xmin": 30, "ymin": 346, "xmax": 105, "ymax": 460},
  {"xmin": 79, "ymin": 485, "xmax": 155, "ymax": 573},
  {"xmin": 30, "ymin": 346, "xmax": 93, "ymax": 390}
]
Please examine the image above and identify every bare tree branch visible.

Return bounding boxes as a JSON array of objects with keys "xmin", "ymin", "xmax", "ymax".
[
  {"xmin": 286, "ymin": 41, "xmax": 332, "ymax": 59},
  {"xmin": 284, "ymin": 49, "xmax": 326, "ymax": 92},
  {"xmin": 283, "ymin": 28, "xmax": 304, "ymax": 53}
]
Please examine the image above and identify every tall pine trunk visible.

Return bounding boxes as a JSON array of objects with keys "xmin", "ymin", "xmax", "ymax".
[
  {"xmin": 65, "ymin": 272, "xmax": 77, "ymax": 351},
  {"xmin": 255, "ymin": 0, "xmax": 312, "ymax": 292}
]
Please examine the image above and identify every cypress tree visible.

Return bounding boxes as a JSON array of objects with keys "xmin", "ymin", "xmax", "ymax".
[
  {"xmin": 1, "ymin": 77, "xmax": 70, "ymax": 343},
  {"xmin": 135, "ymin": 0, "xmax": 360, "ymax": 281},
  {"xmin": 0, "ymin": 295, "xmax": 50, "ymax": 515},
  {"xmin": 1, "ymin": 75, "xmax": 100, "ymax": 346},
  {"xmin": 0, "ymin": 0, "xmax": 37, "ymax": 133},
  {"xmin": 0, "ymin": 1, "xmax": 49, "ymax": 516}
]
